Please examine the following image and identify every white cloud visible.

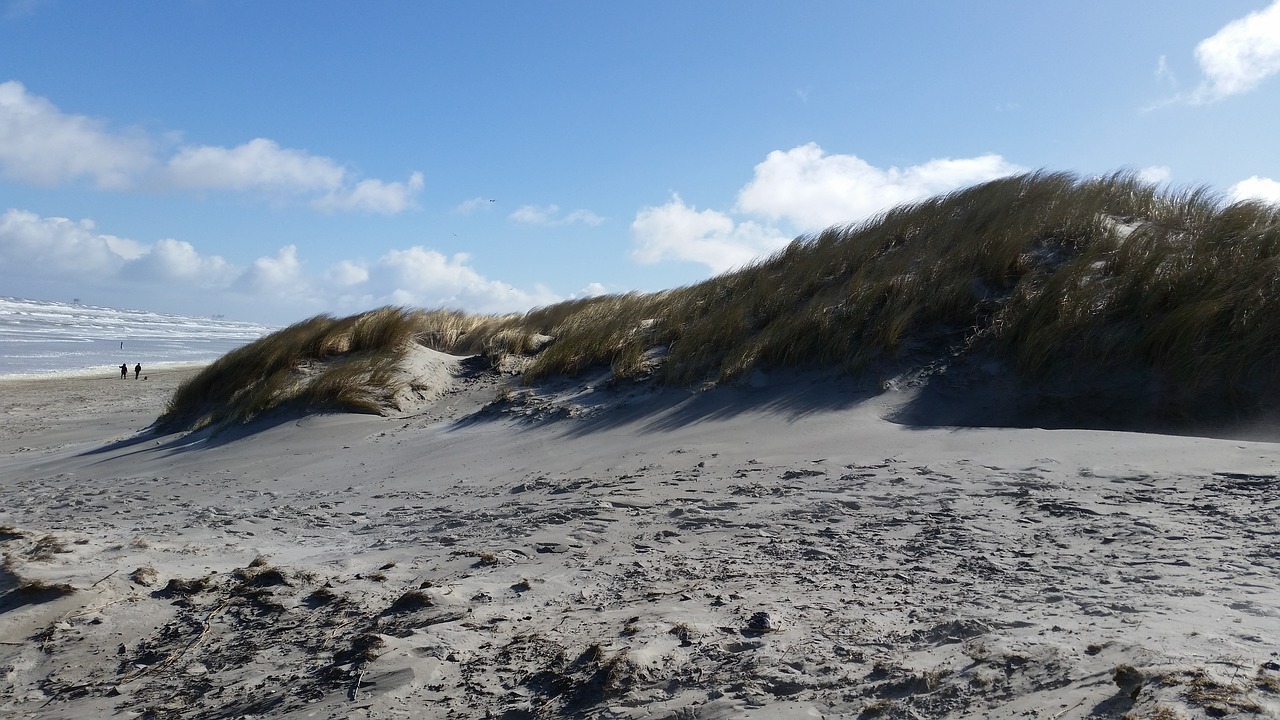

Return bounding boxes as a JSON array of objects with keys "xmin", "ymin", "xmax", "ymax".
[
  {"xmin": 312, "ymin": 172, "xmax": 424, "ymax": 214},
  {"xmin": 165, "ymin": 138, "xmax": 345, "ymax": 193},
  {"xmin": 0, "ymin": 208, "xmax": 129, "ymax": 275},
  {"xmin": 0, "ymin": 209, "xmax": 233, "ymax": 290},
  {"xmin": 574, "ymin": 282, "xmax": 608, "ymax": 298},
  {"xmin": 1231, "ymin": 175, "xmax": 1280, "ymax": 204},
  {"xmin": 1138, "ymin": 165, "xmax": 1172, "ymax": 185},
  {"xmin": 122, "ymin": 238, "xmax": 236, "ymax": 285},
  {"xmin": 104, "ymin": 234, "xmax": 149, "ymax": 261},
  {"xmin": 510, "ymin": 204, "xmax": 604, "ymax": 226},
  {"xmin": 0, "ymin": 208, "xmax": 555, "ymax": 321},
  {"xmin": 510, "ymin": 205, "xmax": 554, "ymax": 224},
  {"xmin": 0, "ymin": 80, "xmax": 153, "ymax": 189},
  {"xmin": 452, "ymin": 197, "xmax": 495, "ymax": 215},
  {"xmin": 628, "ymin": 144, "xmax": 1023, "ymax": 276},
  {"xmin": 1155, "ymin": 55, "xmax": 1177, "ymax": 86},
  {"xmin": 563, "ymin": 209, "xmax": 605, "ymax": 225},
  {"xmin": 631, "ymin": 194, "xmax": 791, "ymax": 274},
  {"xmin": 237, "ymin": 245, "xmax": 307, "ymax": 296},
  {"xmin": 735, "ymin": 143, "xmax": 1024, "ymax": 230},
  {"xmin": 325, "ymin": 259, "xmax": 370, "ymax": 287},
  {"xmin": 1190, "ymin": 0, "xmax": 1280, "ymax": 102},
  {"xmin": 371, "ymin": 246, "xmax": 560, "ymax": 313},
  {"xmin": 0, "ymin": 82, "xmax": 421, "ymax": 213}
]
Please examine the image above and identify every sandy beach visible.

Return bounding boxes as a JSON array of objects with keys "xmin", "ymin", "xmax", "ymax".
[
  {"xmin": 1, "ymin": 360, "xmax": 1278, "ymax": 719},
  {"xmin": 0, "ymin": 365, "xmax": 205, "ymax": 457}
]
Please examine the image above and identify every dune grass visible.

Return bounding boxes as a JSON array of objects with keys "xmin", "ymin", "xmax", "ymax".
[
  {"xmin": 160, "ymin": 171, "xmax": 1280, "ymax": 431},
  {"xmin": 159, "ymin": 307, "xmax": 423, "ymax": 430},
  {"xmin": 158, "ymin": 305, "xmax": 551, "ymax": 430}
]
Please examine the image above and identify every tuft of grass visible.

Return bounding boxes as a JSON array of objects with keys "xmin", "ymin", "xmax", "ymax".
[
  {"xmin": 1183, "ymin": 668, "xmax": 1263, "ymax": 713},
  {"xmin": 1257, "ymin": 665, "xmax": 1280, "ymax": 693},
  {"xmin": 233, "ymin": 564, "xmax": 289, "ymax": 588},
  {"xmin": 304, "ymin": 585, "xmax": 340, "ymax": 607},
  {"xmin": 160, "ymin": 171, "xmax": 1280, "ymax": 431},
  {"xmin": 14, "ymin": 578, "xmax": 77, "ymax": 600},
  {"xmin": 860, "ymin": 698, "xmax": 894, "ymax": 717},
  {"xmin": 155, "ymin": 576, "xmax": 212, "ymax": 598},
  {"xmin": 383, "ymin": 589, "xmax": 435, "ymax": 615},
  {"xmin": 668, "ymin": 622, "xmax": 695, "ymax": 646},
  {"xmin": 333, "ymin": 633, "xmax": 385, "ymax": 666},
  {"xmin": 28, "ymin": 535, "xmax": 69, "ymax": 561},
  {"xmin": 129, "ymin": 566, "xmax": 159, "ymax": 587}
]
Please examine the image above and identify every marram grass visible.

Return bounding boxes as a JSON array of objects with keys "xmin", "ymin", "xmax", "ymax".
[{"xmin": 160, "ymin": 171, "xmax": 1280, "ymax": 432}]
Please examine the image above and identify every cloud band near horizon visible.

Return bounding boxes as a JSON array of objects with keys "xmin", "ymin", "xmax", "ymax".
[{"xmin": 0, "ymin": 81, "xmax": 422, "ymax": 214}]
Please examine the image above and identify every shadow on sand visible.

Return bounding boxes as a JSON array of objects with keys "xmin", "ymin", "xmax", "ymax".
[
  {"xmin": 76, "ymin": 409, "xmax": 328, "ymax": 461},
  {"xmin": 473, "ymin": 364, "xmax": 1280, "ymax": 444},
  {"xmin": 86, "ymin": 362, "xmax": 1280, "ymax": 456},
  {"xmin": 558, "ymin": 371, "xmax": 879, "ymax": 439}
]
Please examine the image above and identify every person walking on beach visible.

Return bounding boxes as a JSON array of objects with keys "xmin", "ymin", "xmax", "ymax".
[
  {"xmin": 120, "ymin": 363, "xmax": 128, "ymax": 379},
  {"xmin": 134, "ymin": 363, "xmax": 142, "ymax": 379}
]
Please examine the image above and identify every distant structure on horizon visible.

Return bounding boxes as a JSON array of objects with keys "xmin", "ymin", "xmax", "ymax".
[
  {"xmin": 72, "ymin": 298, "xmax": 81, "ymax": 304},
  {"xmin": 211, "ymin": 314, "xmax": 225, "ymax": 320}
]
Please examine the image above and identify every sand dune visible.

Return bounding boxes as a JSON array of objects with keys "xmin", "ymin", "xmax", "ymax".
[{"xmin": 1, "ymin": 360, "xmax": 1278, "ymax": 719}]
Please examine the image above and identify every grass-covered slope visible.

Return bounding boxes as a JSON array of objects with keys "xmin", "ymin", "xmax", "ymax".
[{"xmin": 160, "ymin": 171, "xmax": 1280, "ymax": 432}]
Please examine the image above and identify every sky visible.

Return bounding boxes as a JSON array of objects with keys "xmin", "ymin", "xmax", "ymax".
[{"xmin": 2, "ymin": 1, "xmax": 1279, "ymax": 325}]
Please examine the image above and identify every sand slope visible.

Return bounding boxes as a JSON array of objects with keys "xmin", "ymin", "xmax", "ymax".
[{"xmin": 1, "ymin": 362, "xmax": 1278, "ymax": 719}]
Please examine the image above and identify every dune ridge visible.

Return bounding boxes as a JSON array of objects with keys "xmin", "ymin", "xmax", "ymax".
[{"xmin": 161, "ymin": 171, "xmax": 1280, "ymax": 436}]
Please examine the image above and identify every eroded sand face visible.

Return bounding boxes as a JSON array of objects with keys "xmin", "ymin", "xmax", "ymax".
[{"xmin": 1, "ymin": 365, "xmax": 1278, "ymax": 719}]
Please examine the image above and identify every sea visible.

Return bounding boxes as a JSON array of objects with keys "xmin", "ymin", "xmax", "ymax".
[{"xmin": 0, "ymin": 296, "xmax": 276, "ymax": 379}]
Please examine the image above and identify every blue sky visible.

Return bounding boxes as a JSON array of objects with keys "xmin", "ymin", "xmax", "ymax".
[{"xmin": 2, "ymin": 1, "xmax": 1279, "ymax": 324}]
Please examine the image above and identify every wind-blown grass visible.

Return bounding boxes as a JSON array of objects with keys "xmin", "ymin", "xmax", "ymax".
[
  {"xmin": 161, "ymin": 171, "xmax": 1280, "ymax": 432},
  {"xmin": 158, "ymin": 305, "xmax": 551, "ymax": 431},
  {"xmin": 159, "ymin": 307, "xmax": 422, "ymax": 430}
]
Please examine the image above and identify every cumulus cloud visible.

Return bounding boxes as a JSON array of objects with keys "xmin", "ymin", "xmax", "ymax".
[
  {"xmin": 573, "ymin": 282, "xmax": 608, "ymax": 298},
  {"xmin": 121, "ymin": 238, "xmax": 237, "ymax": 286},
  {"xmin": 325, "ymin": 259, "xmax": 370, "ymax": 287},
  {"xmin": 0, "ymin": 207, "xmax": 555, "ymax": 321},
  {"xmin": 1189, "ymin": 0, "xmax": 1280, "ymax": 102},
  {"xmin": 736, "ymin": 143, "xmax": 1023, "ymax": 230},
  {"xmin": 371, "ymin": 247, "xmax": 560, "ymax": 313},
  {"xmin": 1138, "ymin": 165, "xmax": 1173, "ymax": 185},
  {"xmin": 0, "ymin": 80, "xmax": 153, "ymax": 189},
  {"xmin": 0, "ymin": 82, "xmax": 421, "ymax": 213},
  {"xmin": 235, "ymin": 245, "xmax": 308, "ymax": 297},
  {"xmin": 629, "ymin": 144, "xmax": 1023, "ymax": 276},
  {"xmin": 0, "ymin": 209, "xmax": 130, "ymax": 275},
  {"xmin": 166, "ymin": 138, "xmax": 345, "ymax": 194},
  {"xmin": 1231, "ymin": 175, "xmax": 1280, "ymax": 204},
  {"xmin": 631, "ymin": 194, "xmax": 791, "ymax": 274},
  {"xmin": 312, "ymin": 172, "xmax": 424, "ymax": 214},
  {"xmin": 510, "ymin": 204, "xmax": 605, "ymax": 226},
  {"xmin": 0, "ymin": 208, "xmax": 234, "ymax": 291}
]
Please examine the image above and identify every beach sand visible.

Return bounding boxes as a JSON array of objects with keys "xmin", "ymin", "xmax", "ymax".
[{"xmin": 1, "ymin": 359, "xmax": 1278, "ymax": 719}]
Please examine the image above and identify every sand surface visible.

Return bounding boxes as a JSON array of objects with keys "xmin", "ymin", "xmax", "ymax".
[{"xmin": 1, "ymin": 361, "xmax": 1278, "ymax": 719}]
